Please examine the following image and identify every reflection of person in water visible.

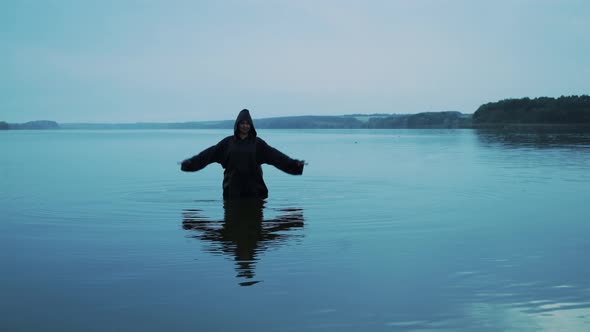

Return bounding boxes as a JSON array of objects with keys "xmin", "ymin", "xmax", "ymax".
[
  {"xmin": 182, "ymin": 199, "xmax": 304, "ymax": 286},
  {"xmin": 180, "ymin": 109, "xmax": 305, "ymax": 200}
]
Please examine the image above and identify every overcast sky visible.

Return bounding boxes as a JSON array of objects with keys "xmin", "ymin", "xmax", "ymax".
[{"xmin": 2, "ymin": 0, "xmax": 589, "ymax": 123}]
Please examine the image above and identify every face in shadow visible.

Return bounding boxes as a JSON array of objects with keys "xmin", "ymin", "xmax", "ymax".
[{"xmin": 182, "ymin": 199, "xmax": 304, "ymax": 286}]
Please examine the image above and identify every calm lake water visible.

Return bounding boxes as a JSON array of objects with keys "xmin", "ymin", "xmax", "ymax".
[{"xmin": 1, "ymin": 129, "xmax": 590, "ymax": 331}]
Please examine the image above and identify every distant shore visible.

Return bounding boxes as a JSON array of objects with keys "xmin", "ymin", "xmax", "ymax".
[
  {"xmin": 3, "ymin": 95, "xmax": 589, "ymax": 130},
  {"xmin": 0, "ymin": 120, "xmax": 60, "ymax": 130},
  {"xmin": 3, "ymin": 115, "xmax": 590, "ymax": 131}
]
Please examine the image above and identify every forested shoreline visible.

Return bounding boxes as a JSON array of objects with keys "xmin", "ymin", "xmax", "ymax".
[
  {"xmin": 473, "ymin": 95, "xmax": 590, "ymax": 124},
  {"xmin": 3, "ymin": 96, "xmax": 588, "ymax": 130}
]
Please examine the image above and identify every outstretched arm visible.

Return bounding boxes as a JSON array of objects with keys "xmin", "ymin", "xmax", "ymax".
[
  {"xmin": 181, "ymin": 140, "xmax": 226, "ymax": 172},
  {"xmin": 258, "ymin": 139, "xmax": 304, "ymax": 175}
]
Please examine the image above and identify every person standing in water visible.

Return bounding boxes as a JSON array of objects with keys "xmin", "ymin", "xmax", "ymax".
[{"xmin": 180, "ymin": 109, "xmax": 305, "ymax": 200}]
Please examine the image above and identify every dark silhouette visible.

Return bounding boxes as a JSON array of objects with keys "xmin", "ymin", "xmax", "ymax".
[
  {"xmin": 180, "ymin": 109, "xmax": 305, "ymax": 199},
  {"xmin": 182, "ymin": 199, "xmax": 304, "ymax": 286}
]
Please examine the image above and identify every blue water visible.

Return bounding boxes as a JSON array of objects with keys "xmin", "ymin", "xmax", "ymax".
[{"xmin": 1, "ymin": 129, "xmax": 590, "ymax": 331}]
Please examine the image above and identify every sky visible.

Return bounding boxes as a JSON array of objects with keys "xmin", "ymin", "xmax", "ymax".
[{"xmin": 2, "ymin": 0, "xmax": 589, "ymax": 123}]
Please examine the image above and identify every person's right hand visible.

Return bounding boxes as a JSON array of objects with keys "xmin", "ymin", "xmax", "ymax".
[{"xmin": 180, "ymin": 159, "xmax": 191, "ymax": 171}]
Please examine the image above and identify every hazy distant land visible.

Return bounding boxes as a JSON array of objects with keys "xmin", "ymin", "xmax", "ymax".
[
  {"xmin": 0, "ymin": 120, "xmax": 60, "ymax": 130},
  {"xmin": 2, "ymin": 96, "xmax": 589, "ymax": 130},
  {"xmin": 1, "ymin": 113, "xmax": 472, "ymax": 130}
]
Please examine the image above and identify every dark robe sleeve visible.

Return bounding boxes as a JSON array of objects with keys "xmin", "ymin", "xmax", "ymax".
[
  {"xmin": 181, "ymin": 139, "xmax": 226, "ymax": 172},
  {"xmin": 257, "ymin": 138, "xmax": 304, "ymax": 175}
]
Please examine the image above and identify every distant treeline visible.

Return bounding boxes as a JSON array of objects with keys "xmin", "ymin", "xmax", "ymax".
[
  {"xmin": 0, "ymin": 120, "xmax": 59, "ymax": 130},
  {"xmin": 4, "ymin": 96, "xmax": 589, "ymax": 130},
  {"xmin": 365, "ymin": 112, "xmax": 471, "ymax": 129},
  {"xmin": 61, "ymin": 117, "xmax": 366, "ymax": 129},
  {"xmin": 473, "ymin": 95, "xmax": 590, "ymax": 124},
  {"xmin": 59, "ymin": 113, "xmax": 471, "ymax": 129},
  {"xmin": 237, "ymin": 112, "xmax": 471, "ymax": 129},
  {"xmin": 256, "ymin": 116, "xmax": 366, "ymax": 129}
]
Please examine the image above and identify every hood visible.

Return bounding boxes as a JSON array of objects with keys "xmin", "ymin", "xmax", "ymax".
[{"xmin": 234, "ymin": 109, "xmax": 257, "ymax": 138}]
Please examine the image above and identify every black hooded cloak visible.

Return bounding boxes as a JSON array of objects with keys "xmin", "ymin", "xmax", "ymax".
[{"xmin": 181, "ymin": 109, "xmax": 304, "ymax": 199}]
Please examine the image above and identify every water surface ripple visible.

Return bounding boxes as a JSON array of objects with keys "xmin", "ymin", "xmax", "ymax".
[{"xmin": 1, "ymin": 129, "xmax": 589, "ymax": 331}]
